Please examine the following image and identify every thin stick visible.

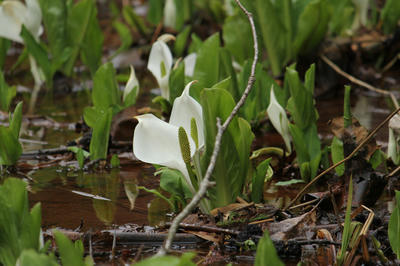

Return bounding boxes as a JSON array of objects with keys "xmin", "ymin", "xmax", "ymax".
[
  {"xmin": 285, "ymin": 106, "xmax": 400, "ymax": 210},
  {"xmin": 156, "ymin": 0, "xmax": 258, "ymax": 256},
  {"xmin": 320, "ymin": 54, "xmax": 399, "ymax": 109}
]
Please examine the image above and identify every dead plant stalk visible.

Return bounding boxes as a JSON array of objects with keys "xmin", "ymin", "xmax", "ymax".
[{"xmin": 156, "ymin": 0, "xmax": 258, "ymax": 256}]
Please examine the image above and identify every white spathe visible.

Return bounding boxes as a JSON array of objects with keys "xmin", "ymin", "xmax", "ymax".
[
  {"xmin": 123, "ymin": 65, "xmax": 139, "ymax": 102},
  {"xmin": 147, "ymin": 38, "xmax": 173, "ymax": 100},
  {"xmin": 388, "ymin": 114, "xmax": 400, "ymax": 164},
  {"xmin": 0, "ymin": 0, "xmax": 43, "ymax": 43},
  {"xmin": 183, "ymin": 53, "xmax": 197, "ymax": 77},
  {"xmin": 267, "ymin": 87, "xmax": 292, "ymax": 153},
  {"xmin": 163, "ymin": 0, "xmax": 176, "ymax": 29},
  {"xmin": 133, "ymin": 81, "xmax": 203, "ymax": 190}
]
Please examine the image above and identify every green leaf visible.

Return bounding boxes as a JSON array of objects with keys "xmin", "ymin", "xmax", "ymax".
[
  {"xmin": 389, "ymin": 190, "xmax": 400, "ymax": 259},
  {"xmin": 0, "ymin": 178, "xmax": 42, "ymax": 265},
  {"xmin": 38, "ymin": 0, "xmax": 69, "ymax": 71},
  {"xmin": 381, "ymin": 0, "xmax": 400, "ymax": 34},
  {"xmin": 252, "ymin": 158, "xmax": 271, "ymax": 203},
  {"xmin": 331, "ymin": 136, "xmax": 345, "ymax": 176},
  {"xmin": 222, "ymin": 13, "xmax": 253, "ymax": 65},
  {"xmin": 0, "ymin": 38, "xmax": 11, "ymax": 69},
  {"xmin": 255, "ymin": 0, "xmax": 292, "ymax": 76},
  {"xmin": 92, "ymin": 63, "xmax": 120, "ymax": 109},
  {"xmin": 275, "ymin": 179, "xmax": 305, "ymax": 186},
  {"xmin": 169, "ymin": 62, "xmax": 185, "ymax": 104},
  {"xmin": 110, "ymin": 154, "xmax": 120, "ymax": 168},
  {"xmin": 255, "ymin": 230, "xmax": 284, "ymax": 266},
  {"xmin": 112, "ymin": 20, "xmax": 133, "ymax": 56},
  {"xmin": 20, "ymin": 26, "xmax": 52, "ymax": 84},
  {"xmin": 18, "ymin": 250, "xmax": 58, "ymax": 266},
  {"xmin": 80, "ymin": 1, "xmax": 103, "ymax": 75},
  {"xmin": 0, "ymin": 102, "xmax": 24, "ymax": 165},
  {"xmin": 147, "ymin": 0, "xmax": 165, "ymax": 25},
  {"xmin": 200, "ymin": 87, "xmax": 254, "ymax": 207},
  {"xmin": 293, "ymin": 0, "xmax": 331, "ymax": 55},
  {"xmin": 174, "ymin": 25, "xmax": 191, "ymax": 57},
  {"xmin": 192, "ymin": 33, "xmax": 220, "ymax": 98},
  {"xmin": 0, "ymin": 71, "xmax": 16, "ymax": 111},
  {"xmin": 54, "ymin": 231, "xmax": 86, "ymax": 266},
  {"xmin": 159, "ymin": 168, "xmax": 192, "ymax": 199},
  {"xmin": 87, "ymin": 107, "xmax": 113, "ymax": 160},
  {"xmin": 65, "ymin": 0, "xmax": 102, "ymax": 76},
  {"xmin": 135, "ymin": 253, "xmax": 196, "ymax": 266},
  {"xmin": 122, "ymin": 5, "xmax": 150, "ymax": 36},
  {"xmin": 9, "ymin": 102, "xmax": 23, "ymax": 139}
]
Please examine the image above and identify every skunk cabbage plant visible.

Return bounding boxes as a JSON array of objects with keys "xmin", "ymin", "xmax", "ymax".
[{"xmin": 133, "ymin": 81, "xmax": 203, "ymax": 193}]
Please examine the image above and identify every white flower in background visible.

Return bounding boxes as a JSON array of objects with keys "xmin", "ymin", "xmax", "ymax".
[
  {"xmin": 351, "ymin": 0, "xmax": 369, "ymax": 31},
  {"xmin": 147, "ymin": 35, "xmax": 174, "ymax": 100},
  {"xmin": 123, "ymin": 65, "xmax": 139, "ymax": 105},
  {"xmin": 388, "ymin": 114, "xmax": 400, "ymax": 164},
  {"xmin": 183, "ymin": 53, "xmax": 197, "ymax": 77},
  {"xmin": 133, "ymin": 81, "xmax": 203, "ymax": 191},
  {"xmin": 267, "ymin": 87, "xmax": 292, "ymax": 153},
  {"xmin": 0, "ymin": 0, "xmax": 44, "ymax": 91},
  {"xmin": 163, "ymin": 0, "xmax": 176, "ymax": 29},
  {"xmin": 0, "ymin": 0, "xmax": 43, "ymax": 43}
]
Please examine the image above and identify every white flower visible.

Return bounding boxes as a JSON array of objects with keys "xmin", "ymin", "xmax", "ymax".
[
  {"xmin": 183, "ymin": 53, "xmax": 197, "ymax": 77},
  {"xmin": 147, "ymin": 36, "xmax": 173, "ymax": 100},
  {"xmin": 163, "ymin": 0, "xmax": 176, "ymax": 29},
  {"xmin": 388, "ymin": 114, "xmax": 400, "ymax": 164},
  {"xmin": 133, "ymin": 81, "xmax": 203, "ymax": 190},
  {"xmin": 123, "ymin": 65, "xmax": 139, "ymax": 104},
  {"xmin": 267, "ymin": 87, "xmax": 292, "ymax": 153},
  {"xmin": 0, "ymin": 0, "xmax": 43, "ymax": 43}
]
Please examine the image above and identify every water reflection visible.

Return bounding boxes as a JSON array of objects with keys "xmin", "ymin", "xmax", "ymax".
[{"xmin": 28, "ymin": 164, "xmax": 156, "ymax": 230}]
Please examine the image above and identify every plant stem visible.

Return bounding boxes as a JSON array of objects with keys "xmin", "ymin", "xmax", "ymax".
[{"xmin": 156, "ymin": 0, "xmax": 258, "ymax": 256}]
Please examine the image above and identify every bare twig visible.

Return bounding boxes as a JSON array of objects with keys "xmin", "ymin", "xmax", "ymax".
[
  {"xmin": 285, "ymin": 106, "xmax": 400, "ymax": 210},
  {"xmin": 320, "ymin": 54, "xmax": 399, "ymax": 109},
  {"xmin": 156, "ymin": 0, "xmax": 258, "ymax": 256}
]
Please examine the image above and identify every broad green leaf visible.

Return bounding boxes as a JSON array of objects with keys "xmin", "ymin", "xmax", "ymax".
[
  {"xmin": 169, "ymin": 61, "xmax": 185, "ymax": 104},
  {"xmin": 174, "ymin": 25, "xmax": 191, "ymax": 57},
  {"xmin": 66, "ymin": 0, "xmax": 102, "ymax": 76},
  {"xmin": 219, "ymin": 48, "xmax": 240, "ymax": 101},
  {"xmin": 0, "ymin": 178, "xmax": 42, "ymax": 265},
  {"xmin": 286, "ymin": 67, "xmax": 316, "ymax": 129},
  {"xmin": 0, "ymin": 71, "xmax": 16, "ymax": 111},
  {"xmin": 135, "ymin": 253, "xmax": 196, "ymax": 266},
  {"xmin": 252, "ymin": 158, "xmax": 271, "ymax": 203},
  {"xmin": 192, "ymin": 33, "xmax": 220, "ymax": 98},
  {"xmin": 381, "ymin": 0, "xmax": 400, "ymax": 34},
  {"xmin": 0, "ymin": 38, "xmax": 10, "ymax": 69},
  {"xmin": 255, "ymin": 230, "xmax": 284, "ymax": 266},
  {"xmin": 331, "ymin": 136, "xmax": 345, "ymax": 176},
  {"xmin": 201, "ymin": 87, "xmax": 254, "ymax": 207},
  {"xmin": 389, "ymin": 190, "xmax": 400, "ymax": 259},
  {"xmin": 18, "ymin": 250, "xmax": 58, "ymax": 266},
  {"xmin": 0, "ymin": 127, "xmax": 22, "ymax": 166},
  {"xmin": 293, "ymin": 0, "xmax": 331, "ymax": 56},
  {"xmin": 159, "ymin": 168, "xmax": 192, "ymax": 199},
  {"xmin": 112, "ymin": 20, "xmax": 133, "ymax": 56},
  {"xmin": 38, "ymin": 0, "xmax": 69, "ymax": 71},
  {"xmin": 54, "ymin": 231, "xmax": 86, "ymax": 266},
  {"xmin": 223, "ymin": 12, "xmax": 253, "ymax": 65},
  {"xmin": 147, "ymin": 0, "xmax": 164, "ymax": 25},
  {"xmin": 122, "ymin": 6, "xmax": 150, "ymax": 36},
  {"xmin": 255, "ymin": 0, "xmax": 292, "ymax": 76},
  {"xmin": 9, "ymin": 102, "xmax": 23, "ymax": 138},
  {"xmin": 80, "ymin": 1, "xmax": 103, "ymax": 75},
  {"xmin": 92, "ymin": 63, "xmax": 120, "ymax": 109},
  {"xmin": 88, "ymin": 107, "xmax": 113, "ymax": 160},
  {"xmin": 20, "ymin": 26, "xmax": 52, "ymax": 84}
]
